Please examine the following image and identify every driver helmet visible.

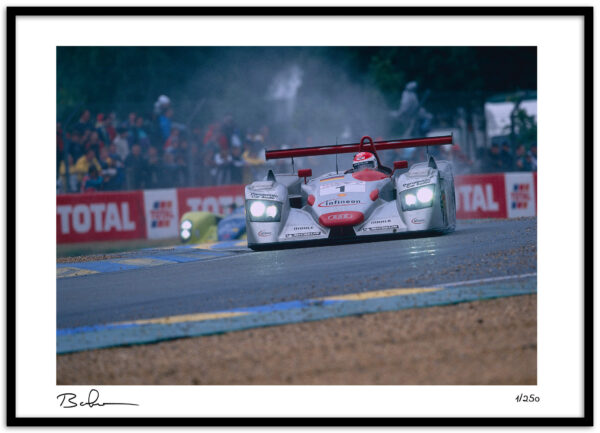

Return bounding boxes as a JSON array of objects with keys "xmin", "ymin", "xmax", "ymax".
[{"xmin": 352, "ymin": 152, "xmax": 378, "ymax": 171}]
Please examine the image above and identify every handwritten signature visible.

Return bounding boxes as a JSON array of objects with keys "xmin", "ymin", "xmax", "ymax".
[{"xmin": 57, "ymin": 389, "xmax": 139, "ymax": 408}]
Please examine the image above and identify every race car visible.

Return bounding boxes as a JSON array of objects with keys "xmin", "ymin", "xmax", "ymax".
[
  {"xmin": 245, "ymin": 135, "xmax": 456, "ymax": 250},
  {"xmin": 180, "ymin": 205, "xmax": 246, "ymax": 244}
]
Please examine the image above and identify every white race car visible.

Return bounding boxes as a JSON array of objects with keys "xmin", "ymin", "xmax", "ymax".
[{"xmin": 245, "ymin": 135, "xmax": 456, "ymax": 250}]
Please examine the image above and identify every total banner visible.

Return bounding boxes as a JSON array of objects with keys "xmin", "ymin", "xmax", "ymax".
[
  {"xmin": 177, "ymin": 185, "xmax": 245, "ymax": 216},
  {"xmin": 56, "ymin": 191, "xmax": 146, "ymax": 243}
]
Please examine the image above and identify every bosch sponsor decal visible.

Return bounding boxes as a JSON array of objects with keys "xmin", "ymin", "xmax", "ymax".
[
  {"xmin": 249, "ymin": 192, "xmax": 278, "ymax": 200},
  {"xmin": 320, "ymin": 175, "xmax": 345, "ymax": 182},
  {"xmin": 317, "ymin": 198, "xmax": 363, "ymax": 208},
  {"xmin": 402, "ymin": 178, "xmax": 434, "ymax": 189},
  {"xmin": 320, "ymin": 181, "xmax": 365, "ymax": 196},
  {"xmin": 57, "ymin": 192, "xmax": 146, "ymax": 243}
]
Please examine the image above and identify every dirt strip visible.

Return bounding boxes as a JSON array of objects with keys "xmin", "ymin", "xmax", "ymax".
[{"xmin": 57, "ymin": 295, "xmax": 536, "ymax": 385}]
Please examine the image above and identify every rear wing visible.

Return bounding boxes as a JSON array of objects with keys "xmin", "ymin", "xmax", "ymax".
[{"xmin": 265, "ymin": 135, "xmax": 453, "ymax": 160}]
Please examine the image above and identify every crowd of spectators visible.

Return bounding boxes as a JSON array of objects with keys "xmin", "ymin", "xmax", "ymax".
[
  {"xmin": 57, "ymin": 97, "xmax": 537, "ymax": 194},
  {"xmin": 476, "ymin": 141, "xmax": 537, "ymax": 173},
  {"xmin": 56, "ymin": 96, "xmax": 270, "ymax": 193}
]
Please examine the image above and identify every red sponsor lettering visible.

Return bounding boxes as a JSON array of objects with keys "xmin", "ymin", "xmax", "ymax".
[
  {"xmin": 57, "ymin": 191, "xmax": 146, "ymax": 243},
  {"xmin": 454, "ymin": 174, "xmax": 507, "ymax": 219},
  {"xmin": 177, "ymin": 185, "xmax": 245, "ymax": 216}
]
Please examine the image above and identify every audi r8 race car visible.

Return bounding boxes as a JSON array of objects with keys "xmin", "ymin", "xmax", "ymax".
[{"xmin": 245, "ymin": 135, "xmax": 456, "ymax": 250}]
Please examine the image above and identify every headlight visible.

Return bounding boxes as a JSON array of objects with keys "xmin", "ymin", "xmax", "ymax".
[
  {"xmin": 246, "ymin": 199, "xmax": 282, "ymax": 222},
  {"xmin": 400, "ymin": 184, "xmax": 435, "ymax": 211},
  {"xmin": 180, "ymin": 219, "xmax": 192, "ymax": 241}
]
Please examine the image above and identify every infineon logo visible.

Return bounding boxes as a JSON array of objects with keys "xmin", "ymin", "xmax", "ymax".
[{"xmin": 318, "ymin": 199, "xmax": 362, "ymax": 208}]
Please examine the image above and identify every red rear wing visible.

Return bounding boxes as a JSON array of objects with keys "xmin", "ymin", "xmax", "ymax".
[{"xmin": 265, "ymin": 135, "xmax": 453, "ymax": 160}]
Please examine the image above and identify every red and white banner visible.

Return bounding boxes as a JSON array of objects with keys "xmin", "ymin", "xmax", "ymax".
[
  {"xmin": 56, "ymin": 174, "xmax": 536, "ymax": 243},
  {"xmin": 177, "ymin": 185, "xmax": 245, "ymax": 216},
  {"xmin": 504, "ymin": 172, "xmax": 537, "ymax": 218},
  {"xmin": 143, "ymin": 189, "xmax": 179, "ymax": 240},
  {"xmin": 56, "ymin": 191, "xmax": 146, "ymax": 243},
  {"xmin": 455, "ymin": 173, "xmax": 507, "ymax": 219}
]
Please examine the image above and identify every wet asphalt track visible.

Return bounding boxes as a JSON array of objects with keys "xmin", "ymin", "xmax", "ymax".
[{"xmin": 57, "ymin": 218, "xmax": 536, "ymax": 329}]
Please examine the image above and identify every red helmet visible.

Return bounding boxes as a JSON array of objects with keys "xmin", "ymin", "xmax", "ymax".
[{"xmin": 352, "ymin": 152, "xmax": 377, "ymax": 170}]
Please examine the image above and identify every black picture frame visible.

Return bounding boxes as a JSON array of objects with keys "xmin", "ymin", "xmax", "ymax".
[{"xmin": 7, "ymin": 5, "xmax": 593, "ymax": 427}]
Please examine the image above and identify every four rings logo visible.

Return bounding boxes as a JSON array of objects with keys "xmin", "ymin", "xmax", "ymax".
[
  {"xmin": 326, "ymin": 213, "xmax": 355, "ymax": 221},
  {"xmin": 317, "ymin": 199, "xmax": 362, "ymax": 208}
]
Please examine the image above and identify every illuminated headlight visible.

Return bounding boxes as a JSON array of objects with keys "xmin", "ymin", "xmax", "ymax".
[
  {"xmin": 400, "ymin": 184, "xmax": 435, "ymax": 211},
  {"xmin": 246, "ymin": 199, "xmax": 282, "ymax": 222},
  {"xmin": 404, "ymin": 193, "xmax": 417, "ymax": 206},
  {"xmin": 180, "ymin": 219, "xmax": 193, "ymax": 241}
]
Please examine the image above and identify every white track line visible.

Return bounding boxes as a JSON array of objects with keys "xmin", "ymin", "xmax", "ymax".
[{"xmin": 439, "ymin": 272, "xmax": 537, "ymax": 288}]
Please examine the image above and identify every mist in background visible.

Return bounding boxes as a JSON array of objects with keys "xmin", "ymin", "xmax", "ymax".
[{"xmin": 57, "ymin": 46, "xmax": 537, "ymax": 188}]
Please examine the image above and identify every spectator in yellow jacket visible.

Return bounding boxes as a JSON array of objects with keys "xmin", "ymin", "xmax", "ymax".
[{"xmin": 73, "ymin": 149, "xmax": 102, "ymax": 182}]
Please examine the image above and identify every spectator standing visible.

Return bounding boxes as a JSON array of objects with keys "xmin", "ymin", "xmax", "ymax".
[
  {"xmin": 230, "ymin": 144, "xmax": 245, "ymax": 184},
  {"xmin": 95, "ymin": 113, "xmax": 110, "ymax": 145},
  {"xmin": 481, "ymin": 144, "xmax": 504, "ymax": 173},
  {"xmin": 160, "ymin": 150, "xmax": 180, "ymax": 187},
  {"xmin": 201, "ymin": 145, "xmax": 217, "ymax": 186},
  {"xmin": 124, "ymin": 144, "xmax": 147, "ymax": 189},
  {"xmin": 242, "ymin": 141, "xmax": 265, "ymax": 184},
  {"xmin": 73, "ymin": 149, "xmax": 102, "ymax": 184},
  {"xmin": 528, "ymin": 144, "xmax": 537, "ymax": 172},
  {"xmin": 135, "ymin": 116, "xmax": 151, "ymax": 151},
  {"xmin": 514, "ymin": 144, "xmax": 532, "ymax": 171},
  {"xmin": 159, "ymin": 107, "xmax": 174, "ymax": 143},
  {"xmin": 107, "ymin": 143, "xmax": 125, "ymax": 189},
  {"xmin": 500, "ymin": 141, "xmax": 514, "ymax": 171},
  {"xmin": 215, "ymin": 147, "xmax": 232, "ymax": 185},
  {"xmin": 85, "ymin": 130, "xmax": 104, "ymax": 156},
  {"xmin": 98, "ymin": 147, "xmax": 118, "ymax": 190},
  {"xmin": 112, "ymin": 127, "xmax": 130, "ymax": 161},
  {"xmin": 73, "ymin": 109, "xmax": 93, "ymax": 143},
  {"xmin": 145, "ymin": 146, "xmax": 161, "ymax": 188}
]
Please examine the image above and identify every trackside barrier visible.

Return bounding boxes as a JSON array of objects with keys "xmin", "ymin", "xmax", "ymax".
[{"xmin": 56, "ymin": 173, "xmax": 536, "ymax": 243}]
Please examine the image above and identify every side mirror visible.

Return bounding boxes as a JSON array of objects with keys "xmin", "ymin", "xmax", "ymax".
[
  {"xmin": 298, "ymin": 169, "xmax": 312, "ymax": 184},
  {"xmin": 393, "ymin": 160, "xmax": 409, "ymax": 174}
]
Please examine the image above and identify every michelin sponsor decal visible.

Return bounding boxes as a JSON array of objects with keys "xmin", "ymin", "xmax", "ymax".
[
  {"xmin": 248, "ymin": 192, "xmax": 279, "ymax": 200},
  {"xmin": 358, "ymin": 217, "xmax": 401, "ymax": 232},
  {"xmin": 282, "ymin": 224, "xmax": 325, "ymax": 239},
  {"xmin": 317, "ymin": 198, "xmax": 363, "ymax": 208}
]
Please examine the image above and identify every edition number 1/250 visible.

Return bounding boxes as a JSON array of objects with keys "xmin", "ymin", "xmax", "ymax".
[{"xmin": 516, "ymin": 393, "xmax": 540, "ymax": 403}]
